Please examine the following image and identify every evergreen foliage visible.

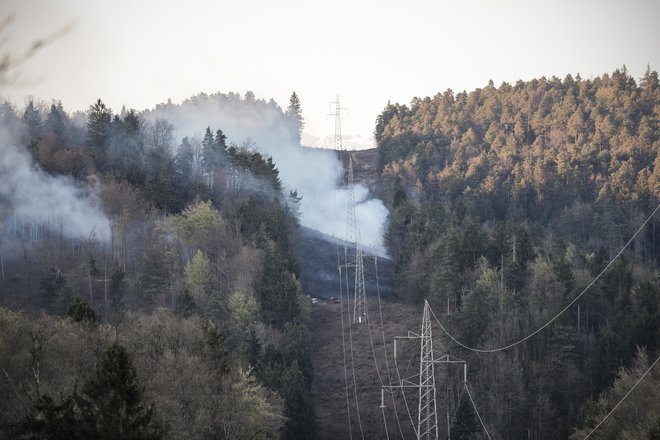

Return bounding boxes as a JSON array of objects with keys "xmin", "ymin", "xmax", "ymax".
[
  {"xmin": 375, "ymin": 68, "xmax": 659, "ymax": 439},
  {"xmin": 86, "ymin": 99, "xmax": 113, "ymax": 167},
  {"xmin": 67, "ymin": 298, "xmax": 99, "ymax": 324},
  {"xmin": 285, "ymin": 91, "xmax": 305, "ymax": 144},
  {"xmin": 1, "ymin": 89, "xmax": 315, "ymax": 439},
  {"xmin": 16, "ymin": 343, "xmax": 164, "ymax": 440}
]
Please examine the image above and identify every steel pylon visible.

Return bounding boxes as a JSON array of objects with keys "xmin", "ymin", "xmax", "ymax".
[
  {"xmin": 418, "ymin": 299, "xmax": 439, "ymax": 440},
  {"xmin": 353, "ymin": 236, "xmax": 367, "ymax": 323}
]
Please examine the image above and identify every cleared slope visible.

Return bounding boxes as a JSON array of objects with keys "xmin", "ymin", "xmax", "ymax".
[
  {"xmin": 310, "ymin": 297, "xmax": 423, "ymax": 440},
  {"xmin": 296, "ymin": 226, "xmax": 395, "ymax": 299}
]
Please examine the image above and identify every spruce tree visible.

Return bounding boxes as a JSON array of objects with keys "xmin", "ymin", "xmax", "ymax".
[
  {"xmin": 215, "ymin": 128, "xmax": 227, "ymax": 150},
  {"xmin": 175, "ymin": 136, "xmax": 195, "ymax": 185},
  {"xmin": 76, "ymin": 343, "xmax": 164, "ymax": 440},
  {"xmin": 201, "ymin": 127, "xmax": 217, "ymax": 174},
  {"xmin": 17, "ymin": 343, "xmax": 164, "ymax": 440},
  {"xmin": 201, "ymin": 126, "xmax": 223, "ymax": 187},
  {"xmin": 45, "ymin": 101, "xmax": 68, "ymax": 141},
  {"xmin": 22, "ymin": 99, "xmax": 43, "ymax": 147},
  {"xmin": 86, "ymin": 99, "xmax": 113, "ymax": 167},
  {"xmin": 285, "ymin": 91, "xmax": 304, "ymax": 144},
  {"xmin": 67, "ymin": 298, "xmax": 99, "ymax": 324}
]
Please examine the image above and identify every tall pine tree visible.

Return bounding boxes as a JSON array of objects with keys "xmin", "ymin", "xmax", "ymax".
[
  {"xmin": 17, "ymin": 343, "xmax": 164, "ymax": 440},
  {"xmin": 285, "ymin": 92, "xmax": 304, "ymax": 144}
]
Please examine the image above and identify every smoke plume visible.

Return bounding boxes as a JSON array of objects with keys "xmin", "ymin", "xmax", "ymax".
[
  {"xmin": 0, "ymin": 128, "xmax": 111, "ymax": 243},
  {"xmin": 143, "ymin": 93, "xmax": 389, "ymax": 253}
]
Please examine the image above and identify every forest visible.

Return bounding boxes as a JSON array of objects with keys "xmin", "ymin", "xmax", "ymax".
[
  {"xmin": 0, "ymin": 92, "xmax": 316, "ymax": 439},
  {"xmin": 375, "ymin": 67, "xmax": 659, "ymax": 439},
  {"xmin": 0, "ymin": 65, "xmax": 658, "ymax": 440}
]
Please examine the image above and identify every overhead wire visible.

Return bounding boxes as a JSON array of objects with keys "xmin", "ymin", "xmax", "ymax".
[
  {"xmin": 362, "ymin": 252, "xmax": 390, "ymax": 439},
  {"xmin": 582, "ymin": 354, "xmax": 660, "ymax": 440},
  {"xmin": 344, "ymin": 243, "xmax": 366, "ymax": 440},
  {"xmin": 333, "ymin": 181, "xmax": 657, "ymax": 437},
  {"xmin": 430, "ymin": 202, "xmax": 660, "ymax": 354},
  {"xmin": 394, "ymin": 331, "xmax": 420, "ymax": 438},
  {"xmin": 364, "ymin": 263, "xmax": 384, "ymax": 383},
  {"xmin": 340, "ymin": 133, "xmax": 390, "ymax": 439},
  {"xmin": 374, "ymin": 253, "xmax": 407, "ymax": 439},
  {"xmin": 335, "ymin": 131, "xmax": 361, "ymax": 440},
  {"xmin": 325, "ymin": 98, "xmax": 403, "ymax": 438},
  {"xmin": 334, "ymin": 110, "xmax": 366, "ymax": 440},
  {"xmin": 464, "ymin": 382, "xmax": 493, "ymax": 440},
  {"xmin": 336, "ymin": 242, "xmax": 354, "ymax": 440},
  {"xmin": 443, "ymin": 384, "xmax": 466, "ymax": 440}
]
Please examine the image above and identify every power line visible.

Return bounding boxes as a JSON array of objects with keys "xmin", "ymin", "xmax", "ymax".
[
  {"xmin": 374, "ymin": 254, "xmax": 407, "ymax": 439},
  {"xmin": 463, "ymin": 382, "xmax": 492, "ymax": 440},
  {"xmin": 363, "ymin": 253, "xmax": 390, "ymax": 439},
  {"xmin": 431, "ymin": 202, "xmax": 660, "ymax": 354},
  {"xmin": 443, "ymin": 385, "xmax": 466, "ymax": 440},
  {"xmin": 393, "ymin": 337, "xmax": 421, "ymax": 438},
  {"xmin": 344, "ymin": 242, "xmax": 366, "ymax": 440},
  {"xmin": 386, "ymin": 300, "xmax": 470, "ymax": 440},
  {"xmin": 333, "ymin": 95, "xmax": 365, "ymax": 440},
  {"xmin": 363, "ymin": 258, "xmax": 387, "ymax": 385},
  {"xmin": 336, "ymin": 242, "xmax": 354, "ymax": 440},
  {"xmin": 582, "ymin": 354, "xmax": 660, "ymax": 440}
]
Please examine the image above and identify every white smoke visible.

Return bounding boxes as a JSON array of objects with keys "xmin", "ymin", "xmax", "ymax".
[
  {"xmin": 143, "ymin": 93, "xmax": 389, "ymax": 253},
  {"xmin": 0, "ymin": 128, "xmax": 111, "ymax": 243}
]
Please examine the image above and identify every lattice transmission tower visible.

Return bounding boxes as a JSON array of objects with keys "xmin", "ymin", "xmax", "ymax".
[
  {"xmin": 345, "ymin": 154, "xmax": 357, "ymax": 249},
  {"xmin": 417, "ymin": 300, "xmax": 438, "ymax": 439},
  {"xmin": 332, "ymin": 95, "xmax": 367, "ymax": 324},
  {"xmin": 382, "ymin": 299, "xmax": 467, "ymax": 440},
  {"xmin": 353, "ymin": 234, "xmax": 367, "ymax": 323}
]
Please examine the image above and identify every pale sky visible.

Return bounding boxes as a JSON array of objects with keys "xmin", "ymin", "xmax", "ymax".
[{"xmin": 2, "ymin": 0, "xmax": 660, "ymax": 148}]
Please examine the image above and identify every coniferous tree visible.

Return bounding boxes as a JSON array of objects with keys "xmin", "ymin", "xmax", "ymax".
[
  {"xmin": 175, "ymin": 136, "xmax": 195, "ymax": 186},
  {"xmin": 215, "ymin": 128, "xmax": 227, "ymax": 151},
  {"xmin": 113, "ymin": 109, "xmax": 145, "ymax": 183},
  {"xmin": 67, "ymin": 298, "xmax": 99, "ymax": 324},
  {"xmin": 0, "ymin": 100, "xmax": 20, "ymax": 129},
  {"xmin": 76, "ymin": 343, "xmax": 164, "ymax": 440},
  {"xmin": 136, "ymin": 257, "xmax": 165, "ymax": 310},
  {"xmin": 281, "ymin": 360, "xmax": 316, "ymax": 440},
  {"xmin": 17, "ymin": 344, "xmax": 164, "ymax": 440},
  {"xmin": 22, "ymin": 99, "xmax": 43, "ymax": 148},
  {"xmin": 45, "ymin": 101, "xmax": 68, "ymax": 142},
  {"xmin": 86, "ymin": 99, "xmax": 113, "ymax": 167},
  {"xmin": 285, "ymin": 91, "xmax": 304, "ymax": 144},
  {"xmin": 258, "ymin": 244, "xmax": 300, "ymax": 327},
  {"xmin": 372, "ymin": 69, "xmax": 659, "ymax": 439},
  {"xmin": 201, "ymin": 126, "xmax": 222, "ymax": 187}
]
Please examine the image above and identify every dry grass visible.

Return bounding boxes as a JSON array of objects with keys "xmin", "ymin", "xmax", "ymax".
[{"xmin": 310, "ymin": 296, "xmax": 425, "ymax": 440}]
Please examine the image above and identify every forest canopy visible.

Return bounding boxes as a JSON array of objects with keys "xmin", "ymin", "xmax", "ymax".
[
  {"xmin": 375, "ymin": 67, "xmax": 659, "ymax": 439},
  {"xmin": 0, "ymin": 91, "xmax": 315, "ymax": 439}
]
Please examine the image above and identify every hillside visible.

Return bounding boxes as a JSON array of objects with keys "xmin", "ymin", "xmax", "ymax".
[
  {"xmin": 374, "ymin": 68, "xmax": 660, "ymax": 439},
  {"xmin": 296, "ymin": 226, "xmax": 394, "ymax": 300},
  {"xmin": 310, "ymin": 297, "xmax": 421, "ymax": 440},
  {"xmin": 339, "ymin": 148, "xmax": 382, "ymax": 195},
  {"xmin": 0, "ymin": 94, "xmax": 317, "ymax": 439},
  {"xmin": 300, "ymin": 146, "xmax": 383, "ymax": 197},
  {"xmin": 1, "ymin": 67, "xmax": 658, "ymax": 440}
]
